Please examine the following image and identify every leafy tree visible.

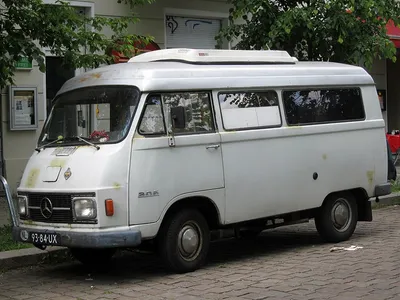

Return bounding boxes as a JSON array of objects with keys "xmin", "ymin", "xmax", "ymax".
[
  {"xmin": 218, "ymin": 0, "xmax": 400, "ymax": 68},
  {"xmin": 0, "ymin": 0, "xmax": 155, "ymax": 88}
]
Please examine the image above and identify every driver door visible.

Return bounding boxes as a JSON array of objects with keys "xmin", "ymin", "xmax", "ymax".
[{"xmin": 128, "ymin": 92, "xmax": 225, "ymax": 225}]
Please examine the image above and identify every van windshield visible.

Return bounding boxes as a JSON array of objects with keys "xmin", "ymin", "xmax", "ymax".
[{"xmin": 38, "ymin": 86, "xmax": 140, "ymax": 147}]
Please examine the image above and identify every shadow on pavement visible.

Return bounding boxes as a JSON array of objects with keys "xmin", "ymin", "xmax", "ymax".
[{"xmin": 14, "ymin": 222, "xmax": 382, "ymax": 284}]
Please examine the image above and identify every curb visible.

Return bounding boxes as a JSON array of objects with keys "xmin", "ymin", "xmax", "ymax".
[
  {"xmin": 371, "ymin": 192, "xmax": 400, "ymax": 206},
  {"xmin": 0, "ymin": 246, "xmax": 72, "ymax": 272}
]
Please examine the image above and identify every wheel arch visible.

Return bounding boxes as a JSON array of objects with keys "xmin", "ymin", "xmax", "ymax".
[
  {"xmin": 322, "ymin": 187, "xmax": 371, "ymax": 221},
  {"xmin": 158, "ymin": 195, "xmax": 222, "ymax": 235}
]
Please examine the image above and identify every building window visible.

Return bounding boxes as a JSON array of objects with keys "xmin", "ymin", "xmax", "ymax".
[
  {"xmin": 218, "ymin": 91, "xmax": 281, "ymax": 130},
  {"xmin": 282, "ymin": 88, "xmax": 365, "ymax": 126},
  {"xmin": 165, "ymin": 15, "xmax": 222, "ymax": 49},
  {"xmin": 16, "ymin": 100, "xmax": 23, "ymax": 111}
]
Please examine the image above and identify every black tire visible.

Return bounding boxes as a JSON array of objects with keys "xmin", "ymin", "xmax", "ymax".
[
  {"xmin": 315, "ymin": 192, "xmax": 358, "ymax": 243},
  {"xmin": 158, "ymin": 209, "xmax": 210, "ymax": 273},
  {"xmin": 69, "ymin": 248, "xmax": 116, "ymax": 267}
]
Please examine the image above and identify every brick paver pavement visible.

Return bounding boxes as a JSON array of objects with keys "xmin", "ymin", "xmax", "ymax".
[{"xmin": 1, "ymin": 206, "xmax": 400, "ymax": 300}]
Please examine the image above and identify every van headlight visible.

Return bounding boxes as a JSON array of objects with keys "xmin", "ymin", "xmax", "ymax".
[
  {"xmin": 72, "ymin": 198, "xmax": 97, "ymax": 220},
  {"xmin": 17, "ymin": 195, "xmax": 28, "ymax": 217}
]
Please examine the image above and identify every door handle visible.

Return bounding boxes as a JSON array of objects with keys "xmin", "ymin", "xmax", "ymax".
[{"xmin": 206, "ymin": 144, "xmax": 220, "ymax": 150}]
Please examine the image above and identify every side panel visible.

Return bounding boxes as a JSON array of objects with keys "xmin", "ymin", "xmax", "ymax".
[
  {"xmin": 217, "ymin": 86, "xmax": 386, "ymax": 224},
  {"xmin": 362, "ymin": 85, "xmax": 388, "ymax": 187},
  {"xmin": 128, "ymin": 134, "xmax": 225, "ymax": 225}
]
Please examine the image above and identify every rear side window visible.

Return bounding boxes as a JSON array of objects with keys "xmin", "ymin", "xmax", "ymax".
[
  {"xmin": 218, "ymin": 91, "xmax": 281, "ymax": 130},
  {"xmin": 282, "ymin": 88, "xmax": 365, "ymax": 126}
]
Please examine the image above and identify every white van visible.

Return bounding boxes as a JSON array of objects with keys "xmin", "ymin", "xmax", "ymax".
[{"xmin": 2, "ymin": 48, "xmax": 391, "ymax": 273}]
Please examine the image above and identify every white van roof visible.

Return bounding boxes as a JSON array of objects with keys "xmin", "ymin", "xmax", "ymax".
[
  {"xmin": 127, "ymin": 48, "xmax": 299, "ymax": 64},
  {"xmin": 57, "ymin": 49, "xmax": 375, "ymax": 97}
]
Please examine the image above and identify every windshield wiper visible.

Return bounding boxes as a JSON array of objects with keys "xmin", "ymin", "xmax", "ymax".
[
  {"xmin": 35, "ymin": 135, "xmax": 100, "ymax": 153},
  {"xmin": 75, "ymin": 136, "xmax": 100, "ymax": 150},
  {"xmin": 35, "ymin": 137, "xmax": 64, "ymax": 153}
]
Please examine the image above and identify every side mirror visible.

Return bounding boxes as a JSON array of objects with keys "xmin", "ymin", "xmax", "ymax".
[{"xmin": 171, "ymin": 106, "xmax": 186, "ymax": 129}]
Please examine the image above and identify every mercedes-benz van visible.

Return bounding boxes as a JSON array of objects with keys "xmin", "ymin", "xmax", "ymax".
[{"xmin": 2, "ymin": 48, "xmax": 391, "ymax": 273}]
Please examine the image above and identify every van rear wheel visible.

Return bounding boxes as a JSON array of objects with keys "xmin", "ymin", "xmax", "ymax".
[
  {"xmin": 69, "ymin": 248, "xmax": 116, "ymax": 267},
  {"xmin": 315, "ymin": 193, "xmax": 358, "ymax": 243},
  {"xmin": 158, "ymin": 209, "xmax": 210, "ymax": 273}
]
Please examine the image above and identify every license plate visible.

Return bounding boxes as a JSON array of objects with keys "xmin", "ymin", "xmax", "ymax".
[{"xmin": 29, "ymin": 232, "xmax": 61, "ymax": 246}]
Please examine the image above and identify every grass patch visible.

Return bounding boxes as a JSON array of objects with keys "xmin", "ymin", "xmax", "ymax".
[
  {"xmin": 0, "ymin": 225, "xmax": 32, "ymax": 252},
  {"xmin": 391, "ymin": 179, "xmax": 400, "ymax": 193}
]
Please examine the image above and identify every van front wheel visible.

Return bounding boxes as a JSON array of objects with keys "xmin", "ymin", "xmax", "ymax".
[
  {"xmin": 158, "ymin": 209, "xmax": 210, "ymax": 273},
  {"xmin": 315, "ymin": 193, "xmax": 358, "ymax": 243}
]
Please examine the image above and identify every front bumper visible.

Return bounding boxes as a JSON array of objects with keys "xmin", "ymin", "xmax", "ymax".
[
  {"xmin": 0, "ymin": 176, "xmax": 142, "ymax": 249},
  {"xmin": 13, "ymin": 226, "xmax": 142, "ymax": 248}
]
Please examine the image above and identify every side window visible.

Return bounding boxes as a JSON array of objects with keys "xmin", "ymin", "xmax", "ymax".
[
  {"xmin": 139, "ymin": 95, "xmax": 166, "ymax": 135},
  {"xmin": 218, "ymin": 91, "xmax": 281, "ymax": 130},
  {"xmin": 282, "ymin": 88, "xmax": 365, "ymax": 126},
  {"xmin": 162, "ymin": 92, "xmax": 214, "ymax": 134}
]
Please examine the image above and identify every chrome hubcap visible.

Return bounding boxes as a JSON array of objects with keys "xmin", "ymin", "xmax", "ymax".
[
  {"xmin": 178, "ymin": 222, "xmax": 202, "ymax": 261},
  {"xmin": 331, "ymin": 198, "xmax": 351, "ymax": 232}
]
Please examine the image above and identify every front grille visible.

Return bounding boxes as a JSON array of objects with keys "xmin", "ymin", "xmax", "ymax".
[
  {"xmin": 29, "ymin": 193, "xmax": 72, "ymax": 208},
  {"xmin": 28, "ymin": 193, "xmax": 73, "ymax": 223},
  {"xmin": 29, "ymin": 208, "xmax": 73, "ymax": 223},
  {"xmin": 22, "ymin": 192, "xmax": 96, "ymax": 224}
]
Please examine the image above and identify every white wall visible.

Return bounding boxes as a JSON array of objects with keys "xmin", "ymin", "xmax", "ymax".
[
  {"xmin": 1, "ymin": 63, "xmax": 46, "ymax": 194},
  {"xmin": 1, "ymin": 0, "xmax": 232, "ymax": 196}
]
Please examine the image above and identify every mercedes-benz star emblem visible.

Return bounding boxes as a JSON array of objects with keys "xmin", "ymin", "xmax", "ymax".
[{"xmin": 40, "ymin": 197, "xmax": 53, "ymax": 219}]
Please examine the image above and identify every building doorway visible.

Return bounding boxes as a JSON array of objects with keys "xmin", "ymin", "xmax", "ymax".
[
  {"xmin": 44, "ymin": 3, "xmax": 92, "ymax": 115},
  {"xmin": 387, "ymin": 51, "xmax": 400, "ymax": 133},
  {"xmin": 45, "ymin": 57, "xmax": 75, "ymax": 115}
]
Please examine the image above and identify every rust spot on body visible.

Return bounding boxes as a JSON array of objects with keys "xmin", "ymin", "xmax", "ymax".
[
  {"xmin": 366, "ymin": 170, "xmax": 375, "ymax": 186},
  {"xmin": 26, "ymin": 168, "xmax": 40, "ymax": 188},
  {"xmin": 50, "ymin": 158, "xmax": 67, "ymax": 168},
  {"xmin": 24, "ymin": 219, "xmax": 34, "ymax": 225}
]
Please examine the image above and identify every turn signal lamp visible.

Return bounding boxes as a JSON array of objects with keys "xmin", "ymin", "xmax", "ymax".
[{"xmin": 105, "ymin": 199, "xmax": 114, "ymax": 216}]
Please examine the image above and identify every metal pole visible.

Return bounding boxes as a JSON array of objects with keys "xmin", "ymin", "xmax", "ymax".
[{"xmin": 0, "ymin": 176, "xmax": 19, "ymax": 228}]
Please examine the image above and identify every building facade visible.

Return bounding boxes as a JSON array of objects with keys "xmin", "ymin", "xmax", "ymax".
[{"xmin": 1, "ymin": 0, "xmax": 232, "ymax": 197}]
